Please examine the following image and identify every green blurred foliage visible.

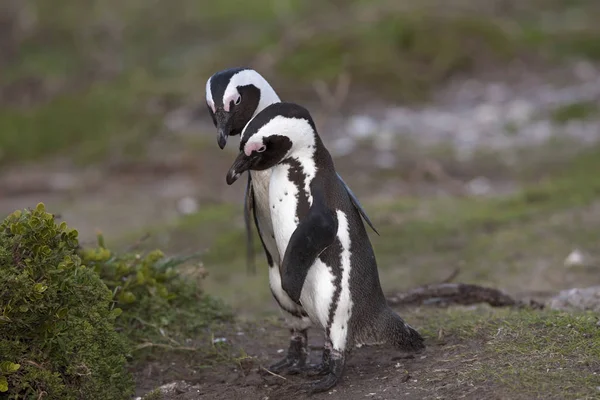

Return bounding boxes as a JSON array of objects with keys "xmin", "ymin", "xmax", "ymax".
[
  {"xmin": 2, "ymin": 0, "xmax": 600, "ymax": 165},
  {"xmin": 0, "ymin": 203, "xmax": 134, "ymax": 399}
]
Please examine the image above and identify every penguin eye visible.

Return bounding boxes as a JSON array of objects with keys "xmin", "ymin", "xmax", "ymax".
[
  {"xmin": 257, "ymin": 145, "xmax": 266, "ymax": 153},
  {"xmin": 234, "ymin": 94, "xmax": 242, "ymax": 105}
]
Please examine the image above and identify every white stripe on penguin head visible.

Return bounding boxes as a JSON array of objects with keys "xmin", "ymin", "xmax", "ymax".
[
  {"xmin": 243, "ymin": 115, "xmax": 318, "ymax": 199},
  {"xmin": 243, "ymin": 115, "xmax": 316, "ymax": 160},
  {"xmin": 205, "ymin": 77, "xmax": 215, "ymax": 113},
  {"xmin": 223, "ymin": 69, "xmax": 281, "ymax": 117}
]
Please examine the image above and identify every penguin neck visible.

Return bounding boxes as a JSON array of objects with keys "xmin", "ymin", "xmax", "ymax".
[
  {"xmin": 287, "ymin": 131, "xmax": 331, "ymax": 168},
  {"xmin": 254, "ymin": 84, "xmax": 281, "ymax": 119},
  {"xmin": 277, "ymin": 136, "xmax": 321, "ymax": 186}
]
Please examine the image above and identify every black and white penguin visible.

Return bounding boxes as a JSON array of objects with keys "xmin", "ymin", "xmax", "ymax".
[
  {"xmin": 225, "ymin": 102, "xmax": 425, "ymax": 393},
  {"xmin": 205, "ymin": 67, "xmax": 379, "ymax": 374}
]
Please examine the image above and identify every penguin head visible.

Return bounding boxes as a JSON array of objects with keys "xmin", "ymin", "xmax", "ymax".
[
  {"xmin": 206, "ymin": 68, "xmax": 281, "ymax": 149},
  {"xmin": 226, "ymin": 102, "xmax": 317, "ymax": 185}
]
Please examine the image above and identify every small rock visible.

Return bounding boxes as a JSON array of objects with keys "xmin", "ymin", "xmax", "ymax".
[
  {"xmin": 151, "ymin": 381, "xmax": 193, "ymax": 396},
  {"xmin": 466, "ymin": 176, "xmax": 492, "ymax": 196},
  {"xmin": 213, "ymin": 337, "xmax": 227, "ymax": 344},
  {"xmin": 548, "ymin": 286, "xmax": 600, "ymax": 313},
  {"xmin": 564, "ymin": 249, "xmax": 586, "ymax": 267},
  {"xmin": 177, "ymin": 196, "xmax": 198, "ymax": 215}
]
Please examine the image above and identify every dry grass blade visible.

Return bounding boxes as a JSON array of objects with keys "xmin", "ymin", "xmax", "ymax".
[{"xmin": 260, "ymin": 366, "xmax": 288, "ymax": 380}]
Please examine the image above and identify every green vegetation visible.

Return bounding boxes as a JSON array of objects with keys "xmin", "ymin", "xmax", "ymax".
[
  {"xmin": 2, "ymin": 0, "xmax": 600, "ymax": 165},
  {"xmin": 141, "ymin": 388, "xmax": 164, "ymax": 400},
  {"xmin": 407, "ymin": 306, "xmax": 600, "ymax": 399},
  {"xmin": 370, "ymin": 146, "xmax": 600, "ymax": 289},
  {"xmin": 0, "ymin": 203, "xmax": 232, "ymax": 398},
  {"xmin": 0, "ymin": 203, "xmax": 133, "ymax": 399},
  {"xmin": 0, "ymin": 75, "xmax": 161, "ymax": 165},
  {"xmin": 81, "ymin": 236, "xmax": 233, "ymax": 355},
  {"xmin": 550, "ymin": 101, "xmax": 599, "ymax": 124}
]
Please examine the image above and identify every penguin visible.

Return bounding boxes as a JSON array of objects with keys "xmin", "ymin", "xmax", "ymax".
[
  {"xmin": 225, "ymin": 102, "xmax": 425, "ymax": 393},
  {"xmin": 205, "ymin": 67, "xmax": 379, "ymax": 272},
  {"xmin": 205, "ymin": 67, "xmax": 379, "ymax": 374}
]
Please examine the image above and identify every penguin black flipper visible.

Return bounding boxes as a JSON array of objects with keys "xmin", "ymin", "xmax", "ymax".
[
  {"xmin": 336, "ymin": 173, "xmax": 379, "ymax": 236},
  {"xmin": 244, "ymin": 173, "xmax": 256, "ymax": 275},
  {"xmin": 280, "ymin": 191, "xmax": 339, "ymax": 305}
]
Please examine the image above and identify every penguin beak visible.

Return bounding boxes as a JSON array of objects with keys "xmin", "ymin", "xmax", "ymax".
[
  {"xmin": 226, "ymin": 152, "xmax": 252, "ymax": 185},
  {"xmin": 217, "ymin": 128, "xmax": 228, "ymax": 149},
  {"xmin": 215, "ymin": 111, "xmax": 233, "ymax": 150}
]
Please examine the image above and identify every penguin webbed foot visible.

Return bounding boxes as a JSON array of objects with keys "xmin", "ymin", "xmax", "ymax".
[
  {"xmin": 266, "ymin": 355, "xmax": 305, "ymax": 374},
  {"xmin": 303, "ymin": 350, "xmax": 345, "ymax": 394},
  {"xmin": 266, "ymin": 329, "xmax": 308, "ymax": 374},
  {"xmin": 300, "ymin": 373, "xmax": 339, "ymax": 395},
  {"xmin": 285, "ymin": 345, "xmax": 331, "ymax": 376},
  {"xmin": 286, "ymin": 361, "xmax": 329, "ymax": 377}
]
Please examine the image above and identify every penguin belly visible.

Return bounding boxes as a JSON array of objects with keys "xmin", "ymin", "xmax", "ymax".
[
  {"xmin": 269, "ymin": 165, "xmax": 337, "ymax": 330},
  {"xmin": 302, "ymin": 210, "xmax": 354, "ymax": 350},
  {"xmin": 298, "ymin": 260, "xmax": 336, "ymax": 329},
  {"xmin": 251, "ymin": 169, "xmax": 306, "ymax": 317}
]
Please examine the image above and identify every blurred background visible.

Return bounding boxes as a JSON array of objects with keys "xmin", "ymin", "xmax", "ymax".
[{"xmin": 1, "ymin": 0, "xmax": 600, "ymax": 317}]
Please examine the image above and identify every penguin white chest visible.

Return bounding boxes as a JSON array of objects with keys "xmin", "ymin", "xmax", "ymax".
[
  {"xmin": 269, "ymin": 164, "xmax": 303, "ymax": 257},
  {"xmin": 250, "ymin": 169, "xmax": 280, "ymax": 266}
]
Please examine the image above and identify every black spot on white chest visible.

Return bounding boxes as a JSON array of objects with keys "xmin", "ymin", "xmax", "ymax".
[{"xmin": 282, "ymin": 158, "xmax": 311, "ymax": 221}]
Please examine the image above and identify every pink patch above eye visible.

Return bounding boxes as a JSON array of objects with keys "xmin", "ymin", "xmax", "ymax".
[
  {"xmin": 222, "ymin": 94, "xmax": 239, "ymax": 112},
  {"xmin": 244, "ymin": 142, "xmax": 264, "ymax": 156}
]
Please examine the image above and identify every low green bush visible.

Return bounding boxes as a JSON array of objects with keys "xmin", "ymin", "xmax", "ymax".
[
  {"xmin": 81, "ymin": 239, "xmax": 233, "ymax": 350},
  {"xmin": 0, "ymin": 203, "xmax": 233, "ymax": 398},
  {"xmin": 0, "ymin": 203, "xmax": 134, "ymax": 400}
]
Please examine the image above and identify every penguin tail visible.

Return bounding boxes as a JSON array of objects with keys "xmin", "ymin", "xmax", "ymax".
[{"xmin": 381, "ymin": 308, "xmax": 425, "ymax": 352}]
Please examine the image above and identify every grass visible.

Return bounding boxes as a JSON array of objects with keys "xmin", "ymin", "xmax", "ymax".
[
  {"xmin": 0, "ymin": 74, "xmax": 162, "ymax": 165},
  {"xmin": 406, "ymin": 306, "xmax": 600, "ymax": 399},
  {"xmin": 372, "ymin": 147, "xmax": 600, "ymax": 291},
  {"xmin": 550, "ymin": 101, "xmax": 599, "ymax": 124},
  {"xmin": 3, "ymin": 0, "xmax": 600, "ymax": 165}
]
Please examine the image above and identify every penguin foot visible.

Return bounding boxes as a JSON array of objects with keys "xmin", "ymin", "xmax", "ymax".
[
  {"xmin": 305, "ymin": 372, "xmax": 340, "ymax": 394},
  {"xmin": 305, "ymin": 350, "xmax": 345, "ymax": 394},
  {"xmin": 286, "ymin": 361, "xmax": 329, "ymax": 377},
  {"xmin": 266, "ymin": 329, "xmax": 308, "ymax": 374},
  {"xmin": 266, "ymin": 355, "xmax": 305, "ymax": 374},
  {"xmin": 287, "ymin": 347, "xmax": 331, "ymax": 376}
]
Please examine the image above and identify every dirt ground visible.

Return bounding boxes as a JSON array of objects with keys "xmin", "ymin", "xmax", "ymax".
[
  {"xmin": 133, "ymin": 313, "xmax": 488, "ymax": 400},
  {"xmin": 134, "ymin": 300, "xmax": 591, "ymax": 400}
]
